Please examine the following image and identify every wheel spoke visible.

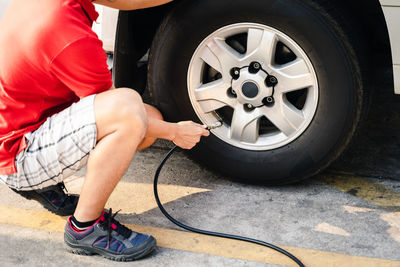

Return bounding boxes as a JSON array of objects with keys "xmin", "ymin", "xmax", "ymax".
[
  {"xmin": 204, "ymin": 38, "xmax": 242, "ymax": 78},
  {"xmin": 245, "ymin": 28, "xmax": 277, "ymax": 67},
  {"xmin": 230, "ymin": 104, "xmax": 261, "ymax": 143},
  {"xmin": 200, "ymin": 45, "xmax": 223, "ymax": 73},
  {"xmin": 194, "ymin": 80, "xmax": 235, "ymax": 113},
  {"xmin": 273, "ymin": 59, "xmax": 314, "ymax": 93},
  {"xmin": 260, "ymin": 99, "xmax": 305, "ymax": 137}
]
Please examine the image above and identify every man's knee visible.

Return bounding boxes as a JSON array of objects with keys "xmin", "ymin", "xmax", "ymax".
[
  {"xmin": 115, "ymin": 88, "xmax": 147, "ymax": 127},
  {"xmin": 117, "ymin": 89, "xmax": 148, "ymax": 138},
  {"xmin": 95, "ymin": 88, "xmax": 148, "ymax": 140}
]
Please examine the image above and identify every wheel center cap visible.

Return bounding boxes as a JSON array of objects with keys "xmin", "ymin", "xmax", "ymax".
[
  {"xmin": 241, "ymin": 82, "xmax": 259, "ymax": 98},
  {"xmin": 231, "ymin": 67, "xmax": 271, "ymax": 107}
]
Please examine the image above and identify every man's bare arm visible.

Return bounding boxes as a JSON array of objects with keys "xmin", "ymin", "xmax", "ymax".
[{"xmin": 93, "ymin": 0, "xmax": 173, "ymax": 10}]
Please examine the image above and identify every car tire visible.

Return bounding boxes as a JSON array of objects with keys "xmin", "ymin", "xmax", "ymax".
[{"xmin": 148, "ymin": 0, "xmax": 364, "ymax": 184}]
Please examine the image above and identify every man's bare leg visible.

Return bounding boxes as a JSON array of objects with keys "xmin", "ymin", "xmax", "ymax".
[
  {"xmin": 72, "ymin": 89, "xmax": 209, "ymax": 222},
  {"xmin": 73, "ymin": 88, "xmax": 147, "ymax": 222}
]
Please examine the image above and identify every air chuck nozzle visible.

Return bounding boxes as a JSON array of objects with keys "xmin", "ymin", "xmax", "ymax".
[{"xmin": 206, "ymin": 121, "xmax": 223, "ymax": 130}]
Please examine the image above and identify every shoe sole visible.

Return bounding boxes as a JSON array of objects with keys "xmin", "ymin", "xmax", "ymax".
[{"xmin": 64, "ymin": 236, "xmax": 156, "ymax": 261}]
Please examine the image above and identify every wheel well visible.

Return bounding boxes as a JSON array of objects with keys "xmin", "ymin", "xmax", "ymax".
[
  {"xmin": 113, "ymin": 0, "xmax": 393, "ymax": 92},
  {"xmin": 112, "ymin": 2, "xmax": 177, "ymax": 90}
]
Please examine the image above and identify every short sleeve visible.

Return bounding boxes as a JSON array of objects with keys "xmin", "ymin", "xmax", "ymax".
[{"xmin": 50, "ymin": 36, "xmax": 113, "ymax": 98}]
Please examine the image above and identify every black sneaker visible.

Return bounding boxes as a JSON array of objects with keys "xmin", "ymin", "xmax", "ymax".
[
  {"xmin": 64, "ymin": 209, "xmax": 156, "ymax": 261},
  {"xmin": 11, "ymin": 182, "xmax": 79, "ymax": 216}
]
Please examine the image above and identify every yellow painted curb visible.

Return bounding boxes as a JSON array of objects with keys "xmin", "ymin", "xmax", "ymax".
[{"xmin": 0, "ymin": 206, "xmax": 399, "ymax": 267}]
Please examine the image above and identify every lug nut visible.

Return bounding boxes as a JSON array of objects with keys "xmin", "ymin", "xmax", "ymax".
[
  {"xmin": 249, "ymin": 62, "xmax": 261, "ymax": 74},
  {"xmin": 230, "ymin": 88, "xmax": 237, "ymax": 95},
  {"xmin": 266, "ymin": 75, "xmax": 278, "ymax": 87},
  {"xmin": 263, "ymin": 96, "xmax": 275, "ymax": 106},
  {"xmin": 230, "ymin": 67, "xmax": 241, "ymax": 80},
  {"xmin": 247, "ymin": 104, "xmax": 253, "ymax": 109}
]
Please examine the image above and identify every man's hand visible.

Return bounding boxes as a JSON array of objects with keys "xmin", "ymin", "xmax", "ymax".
[{"xmin": 172, "ymin": 121, "xmax": 210, "ymax": 149}]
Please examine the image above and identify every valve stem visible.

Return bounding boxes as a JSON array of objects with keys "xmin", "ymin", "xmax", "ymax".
[{"xmin": 207, "ymin": 121, "xmax": 223, "ymax": 130}]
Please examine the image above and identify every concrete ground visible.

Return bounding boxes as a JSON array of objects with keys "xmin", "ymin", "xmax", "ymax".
[
  {"xmin": 1, "ymin": 70, "xmax": 400, "ymax": 266},
  {"xmin": 1, "ymin": 141, "xmax": 400, "ymax": 266}
]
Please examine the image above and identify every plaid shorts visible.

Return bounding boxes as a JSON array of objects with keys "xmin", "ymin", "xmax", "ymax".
[{"xmin": 0, "ymin": 95, "xmax": 97, "ymax": 191}]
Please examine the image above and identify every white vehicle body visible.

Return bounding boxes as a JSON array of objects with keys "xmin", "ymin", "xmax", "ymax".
[
  {"xmin": 93, "ymin": 5, "xmax": 119, "ymax": 52},
  {"xmin": 380, "ymin": 0, "xmax": 400, "ymax": 93}
]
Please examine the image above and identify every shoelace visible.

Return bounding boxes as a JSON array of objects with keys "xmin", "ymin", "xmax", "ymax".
[
  {"xmin": 59, "ymin": 182, "xmax": 68, "ymax": 193},
  {"xmin": 103, "ymin": 209, "xmax": 132, "ymax": 248}
]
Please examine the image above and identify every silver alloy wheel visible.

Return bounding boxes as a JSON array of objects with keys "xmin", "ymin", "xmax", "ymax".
[{"xmin": 187, "ymin": 23, "xmax": 319, "ymax": 151}]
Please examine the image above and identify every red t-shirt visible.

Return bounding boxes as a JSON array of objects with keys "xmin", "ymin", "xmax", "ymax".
[{"xmin": 0, "ymin": 0, "xmax": 112, "ymax": 174}]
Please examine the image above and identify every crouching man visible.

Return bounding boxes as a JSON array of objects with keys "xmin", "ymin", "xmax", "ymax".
[{"xmin": 0, "ymin": 0, "xmax": 209, "ymax": 261}]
